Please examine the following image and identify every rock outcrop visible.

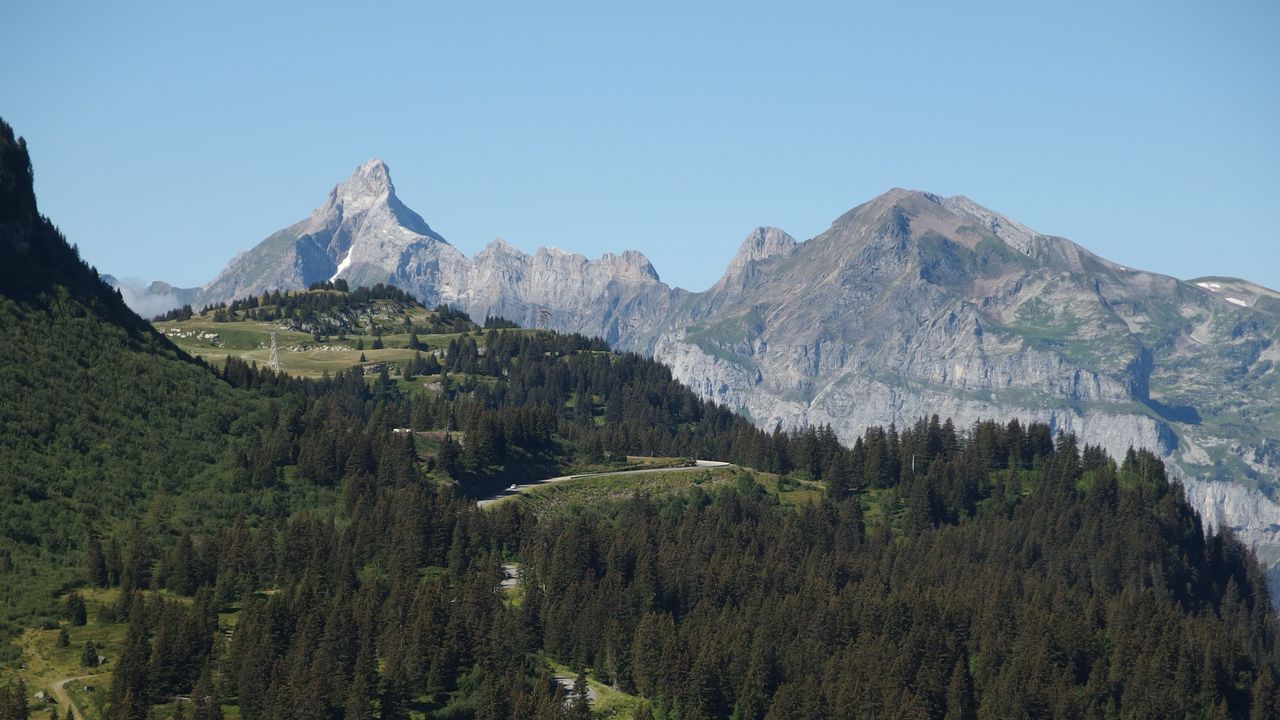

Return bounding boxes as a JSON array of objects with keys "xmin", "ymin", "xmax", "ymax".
[{"xmin": 445, "ymin": 240, "xmax": 681, "ymax": 347}]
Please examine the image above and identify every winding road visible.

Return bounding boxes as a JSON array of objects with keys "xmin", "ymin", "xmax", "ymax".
[
  {"xmin": 50, "ymin": 673, "xmax": 101, "ymax": 720},
  {"xmin": 476, "ymin": 460, "xmax": 730, "ymax": 508}
]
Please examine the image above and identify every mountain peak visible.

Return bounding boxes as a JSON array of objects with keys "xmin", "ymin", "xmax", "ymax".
[
  {"xmin": 199, "ymin": 157, "xmax": 450, "ymax": 305},
  {"xmin": 334, "ymin": 158, "xmax": 394, "ymax": 210},
  {"xmin": 726, "ymin": 227, "xmax": 796, "ymax": 277},
  {"xmin": 880, "ymin": 186, "xmax": 932, "ymax": 202},
  {"xmin": 294, "ymin": 158, "xmax": 440, "ymax": 241},
  {"xmin": 609, "ymin": 249, "xmax": 661, "ymax": 281},
  {"xmin": 827, "ymin": 188, "xmax": 1045, "ymax": 258},
  {"xmin": 882, "ymin": 188, "xmax": 968, "ymax": 219},
  {"xmin": 478, "ymin": 237, "xmax": 523, "ymax": 258}
]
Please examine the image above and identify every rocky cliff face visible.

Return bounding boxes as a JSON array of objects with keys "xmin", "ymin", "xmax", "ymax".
[
  {"xmin": 182, "ymin": 161, "xmax": 1280, "ymax": 590},
  {"xmin": 440, "ymin": 239, "xmax": 682, "ymax": 347}
]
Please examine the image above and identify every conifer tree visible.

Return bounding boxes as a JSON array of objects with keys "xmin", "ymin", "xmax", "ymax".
[
  {"xmin": 944, "ymin": 658, "xmax": 975, "ymax": 720},
  {"xmin": 191, "ymin": 663, "xmax": 222, "ymax": 720},
  {"xmin": 109, "ymin": 593, "xmax": 149, "ymax": 719},
  {"xmin": 87, "ymin": 535, "xmax": 108, "ymax": 588},
  {"xmin": 105, "ymin": 537, "xmax": 122, "ymax": 587},
  {"xmin": 81, "ymin": 640, "xmax": 99, "ymax": 668},
  {"xmin": 62, "ymin": 589, "xmax": 87, "ymax": 622},
  {"xmin": 163, "ymin": 532, "xmax": 198, "ymax": 595},
  {"xmin": 5, "ymin": 679, "xmax": 28, "ymax": 720},
  {"xmin": 343, "ymin": 668, "xmax": 372, "ymax": 720},
  {"xmin": 437, "ymin": 435, "xmax": 462, "ymax": 479},
  {"xmin": 570, "ymin": 669, "xmax": 591, "ymax": 720}
]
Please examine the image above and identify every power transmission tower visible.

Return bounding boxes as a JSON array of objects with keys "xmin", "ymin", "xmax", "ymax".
[
  {"xmin": 267, "ymin": 332, "xmax": 282, "ymax": 372},
  {"xmin": 536, "ymin": 308, "xmax": 551, "ymax": 331}
]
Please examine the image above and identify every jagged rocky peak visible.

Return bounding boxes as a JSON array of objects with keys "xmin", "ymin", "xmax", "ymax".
[
  {"xmin": 478, "ymin": 237, "xmax": 523, "ymax": 257},
  {"xmin": 302, "ymin": 158, "xmax": 440, "ymax": 241},
  {"xmin": 195, "ymin": 157, "xmax": 455, "ymax": 307},
  {"xmin": 337, "ymin": 158, "xmax": 393, "ymax": 206},
  {"xmin": 601, "ymin": 249, "xmax": 661, "ymax": 281},
  {"xmin": 726, "ymin": 226, "xmax": 797, "ymax": 275},
  {"xmin": 473, "ymin": 240, "xmax": 661, "ymax": 282},
  {"xmin": 310, "ymin": 158, "xmax": 395, "ymax": 225},
  {"xmin": 528, "ymin": 246, "xmax": 656, "ymax": 278}
]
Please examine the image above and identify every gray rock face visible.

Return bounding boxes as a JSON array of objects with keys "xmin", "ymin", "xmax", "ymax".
[
  {"xmin": 191, "ymin": 162, "xmax": 1280, "ymax": 590},
  {"xmin": 441, "ymin": 240, "xmax": 681, "ymax": 347},
  {"xmin": 722, "ymin": 227, "xmax": 798, "ymax": 287}
]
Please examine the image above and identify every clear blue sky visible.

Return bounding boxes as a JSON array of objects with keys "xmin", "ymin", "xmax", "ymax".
[{"xmin": 3, "ymin": 1, "xmax": 1278, "ymax": 292}]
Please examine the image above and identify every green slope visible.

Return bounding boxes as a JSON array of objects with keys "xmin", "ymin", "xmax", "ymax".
[{"xmin": 0, "ymin": 120, "xmax": 262, "ymax": 648}]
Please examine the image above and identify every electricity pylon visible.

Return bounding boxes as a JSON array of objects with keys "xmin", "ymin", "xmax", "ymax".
[{"xmin": 268, "ymin": 332, "xmax": 282, "ymax": 372}]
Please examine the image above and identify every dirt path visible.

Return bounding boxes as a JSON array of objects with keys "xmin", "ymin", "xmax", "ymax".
[
  {"xmin": 50, "ymin": 673, "xmax": 101, "ymax": 720},
  {"xmin": 555, "ymin": 674, "xmax": 600, "ymax": 703},
  {"xmin": 476, "ymin": 460, "xmax": 731, "ymax": 508}
]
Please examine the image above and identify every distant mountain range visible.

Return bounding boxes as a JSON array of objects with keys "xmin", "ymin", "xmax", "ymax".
[{"xmin": 122, "ymin": 160, "xmax": 1280, "ymax": 580}]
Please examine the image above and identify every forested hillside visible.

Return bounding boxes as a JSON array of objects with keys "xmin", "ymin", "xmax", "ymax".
[
  {"xmin": 61, "ymin": 388, "xmax": 1280, "ymax": 719},
  {"xmin": 0, "ymin": 119, "xmax": 267, "ymax": 643},
  {"xmin": 518, "ymin": 427, "xmax": 1280, "ymax": 719},
  {"xmin": 2, "ymin": 117, "xmax": 1279, "ymax": 720}
]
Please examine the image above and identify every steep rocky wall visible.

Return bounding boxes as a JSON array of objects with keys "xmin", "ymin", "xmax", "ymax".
[{"xmin": 655, "ymin": 329, "xmax": 1280, "ymax": 596}]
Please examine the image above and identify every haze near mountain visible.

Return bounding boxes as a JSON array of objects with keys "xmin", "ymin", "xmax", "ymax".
[{"xmin": 169, "ymin": 160, "xmax": 1280, "ymax": 582}]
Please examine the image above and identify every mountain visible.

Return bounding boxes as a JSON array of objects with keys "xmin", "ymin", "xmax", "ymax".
[
  {"xmin": 658, "ymin": 188, "xmax": 1275, "ymax": 463},
  {"xmin": 197, "ymin": 159, "xmax": 456, "ymax": 306},
  {"xmin": 182, "ymin": 162, "xmax": 1280, "ymax": 584},
  {"xmin": 650, "ymin": 189, "xmax": 1280, "ymax": 577},
  {"xmin": 103, "ymin": 275, "xmax": 200, "ymax": 318}
]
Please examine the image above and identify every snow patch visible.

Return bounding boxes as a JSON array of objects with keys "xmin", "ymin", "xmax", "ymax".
[
  {"xmin": 1225, "ymin": 296, "xmax": 1248, "ymax": 307},
  {"xmin": 1196, "ymin": 281, "xmax": 1222, "ymax": 291},
  {"xmin": 330, "ymin": 249, "xmax": 353, "ymax": 282}
]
